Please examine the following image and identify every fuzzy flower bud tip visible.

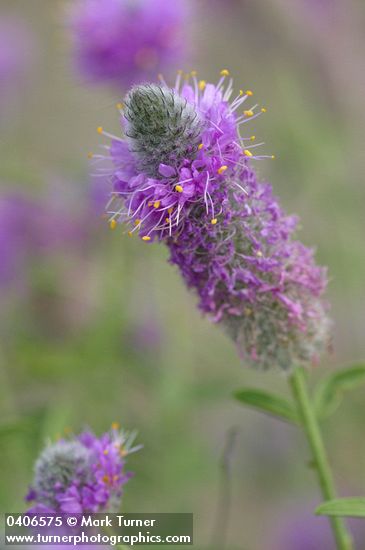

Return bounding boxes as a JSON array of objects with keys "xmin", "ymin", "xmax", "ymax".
[
  {"xmin": 124, "ymin": 84, "xmax": 202, "ymax": 177},
  {"xmin": 94, "ymin": 71, "xmax": 330, "ymax": 370},
  {"xmin": 26, "ymin": 427, "xmax": 141, "ymax": 514}
]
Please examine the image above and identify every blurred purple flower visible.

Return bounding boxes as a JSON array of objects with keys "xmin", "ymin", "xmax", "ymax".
[
  {"xmin": 288, "ymin": 0, "xmax": 341, "ymax": 31},
  {"xmin": 26, "ymin": 426, "xmax": 141, "ymax": 514},
  {"xmin": 126, "ymin": 317, "xmax": 163, "ymax": 356},
  {"xmin": 300, "ymin": 0, "xmax": 336, "ymax": 11},
  {"xmin": 95, "ymin": 71, "xmax": 330, "ymax": 370},
  {"xmin": 68, "ymin": 0, "xmax": 189, "ymax": 88},
  {"xmin": 0, "ymin": 17, "xmax": 35, "ymax": 115},
  {"xmin": 272, "ymin": 512, "xmax": 334, "ymax": 550},
  {"xmin": 269, "ymin": 500, "xmax": 365, "ymax": 550},
  {"xmin": 89, "ymin": 173, "xmax": 112, "ymax": 216},
  {"xmin": 0, "ymin": 190, "xmax": 89, "ymax": 288}
]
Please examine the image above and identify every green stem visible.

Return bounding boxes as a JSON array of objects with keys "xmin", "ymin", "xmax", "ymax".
[{"xmin": 289, "ymin": 367, "xmax": 353, "ymax": 550}]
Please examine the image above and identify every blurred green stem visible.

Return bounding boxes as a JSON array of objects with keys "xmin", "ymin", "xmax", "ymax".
[{"xmin": 289, "ymin": 367, "xmax": 353, "ymax": 550}]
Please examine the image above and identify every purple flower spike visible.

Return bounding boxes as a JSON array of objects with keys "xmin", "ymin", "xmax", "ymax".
[
  {"xmin": 26, "ymin": 425, "xmax": 141, "ymax": 514},
  {"xmin": 94, "ymin": 70, "xmax": 331, "ymax": 370},
  {"xmin": 68, "ymin": 0, "xmax": 189, "ymax": 88}
]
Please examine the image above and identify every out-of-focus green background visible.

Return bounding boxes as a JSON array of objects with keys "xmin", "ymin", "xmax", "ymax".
[{"xmin": 1, "ymin": 1, "xmax": 365, "ymax": 548}]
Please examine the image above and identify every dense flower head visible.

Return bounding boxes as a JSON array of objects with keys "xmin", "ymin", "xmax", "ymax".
[
  {"xmin": 68, "ymin": 0, "xmax": 189, "ymax": 88},
  {"xmin": 26, "ymin": 425, "xmax": 141, "ymax": 514},
  {"xmin": 94, "ymin": 70, "xmax": 330, "ymax": 370},
  {"xmin": 98, "ymin": 70, "xmax": 270, "ymax": 241},
  {"xmin": 168, "ymin": 152, "xmax": 330, "ymax": 370}
]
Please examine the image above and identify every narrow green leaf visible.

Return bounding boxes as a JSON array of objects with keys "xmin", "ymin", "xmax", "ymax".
[
  {"xmin": 314, "ymin": 364, "xmax": 365, "ymax": 419},
  {"xmin": 329, "ymin": 364, "xmax": 365, "ymax": 390},
  {"xmin": 316, "ymin": 498, "xmax": 365, "ymax": 518},
  {"xmin": 0, "ymin": 419, "xmax": 27, "ymax": 438},
  {"xmin": 234, "ymin": 388, "xmax": 299, "ymax": 424},
  {"xmin": 0, "ymin": 408, "xmax": 47, "ymax": 439}
]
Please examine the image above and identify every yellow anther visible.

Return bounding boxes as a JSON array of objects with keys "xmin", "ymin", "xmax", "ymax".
[
  {"xmin": 198, "ymin": 143, "xmax": 204, "ymax": 150},
  {"xmin": 198, "ymin": 80, "xmax": 206, "ymax": 91},
  {"xmin": 246, "ymin": 90, "xmax": 253, "ymax": 96},
  {"xmin": 102, "ymin": 475, "xmax": 110, "ymax": 483},
  {"xmin": 175, "ymin": 184, "xmax": 184, "ymax": 193},
  {"xmin": 142, "ymin": 235, "xmax": 151, "ymax": 241},
  {"xmin": 167, "ymin": 207, "xmax": 173, "ymax": 214},
  {"xmin": 244, "ymin": 110, "xmax": 253, "ymax": 117},
  {"xmin": 87, "ymin": 152, "xmax": 93, "ymax": 159},
  {"xmin": 109, "ymin": 219, "xmax": 117, "ymax": 230},
  {"xmin": 261, "ymin": 107, "xmax": 267, "ymax": 113},
  {"xmin": 239, "ymin": 90, "xmax": 244, "ymax": 96},
  {"xmin": 191, "ymin": 70, "xmax": 197, "ymax": 77},
  {"xmin": 217, "ymin": 165, "xmax": 228, "ymax": 174},
  {"xmin": 128, "ymin": 231, "xmax": 133, "ymax": 237},
  {"xmin": 256, "ymin": 250, "xmax": 263, "ymax": 257},
  {"xmin": 250, "ymin": 136, "xmax": 256, "ymax": 141},
  {"xmin": 153, "ymin": 200, "xmax": 161, "ymax": 209},
  {"xmin": 111, "ymin": 422, "xmax": 120, "ymax": 430},
  {"xmin": 103, "ymin": 449, "xmax": 109, "ymax": 455},
  {"xmin": 220, "ymin": 69, "xmax": 230, "ymax": 76},
  {"xmin": 120, "ymin": 449, "xmax": 128, "ymax": 457},
  {"xmin": 211, "ymin": 218, "xmax": 218, "ymax": 225},
  {"xmin": 243, "ymin": 149, "xmax": 253, "ymax": 157},
  {"xmin": 244, "ymin": 307, "xmax": 252, "ymax": 316},
  {"xmin": 116, "ymin": 102, "xmax": 123, "ymax": 110},
  {"xmin": 97, "ymin": 126, "xmax": 103, "ymax": 134},
  {"xmin": 271, "ymin": 155, "xmax": 276, "ymax": 159},
  {"xmin": 165, "ymin": 217, "xmax": 170, "ymax": 223},
  {"xmin": 134, "ymin": 219, "xmax": 141, "ymax": 226}
]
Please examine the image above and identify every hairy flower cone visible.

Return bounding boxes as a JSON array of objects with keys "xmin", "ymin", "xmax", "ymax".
[
  {"xmin": 26, "ymin": 427, "xmax": 141, "ymax": 514},
  {"xmin": 94, "ymin": 71, "xmax": 330, "ymax": 370},
  {"xmin": 124, "ymin": 84, "xmax": 202, "ymax": 177}
]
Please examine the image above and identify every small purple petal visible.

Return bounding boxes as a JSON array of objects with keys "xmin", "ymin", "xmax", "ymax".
[{"xmin": 158, "ymin": 163, "xmax": 176, "ymax": 178}]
